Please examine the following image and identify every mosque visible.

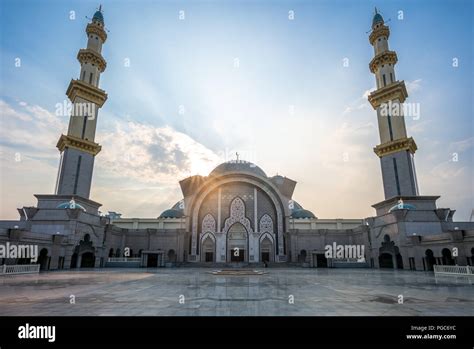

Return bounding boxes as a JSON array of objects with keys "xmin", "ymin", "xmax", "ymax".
[{"xmin": 0, "ymin": 8, "xmax": 473, "ymax": 271}]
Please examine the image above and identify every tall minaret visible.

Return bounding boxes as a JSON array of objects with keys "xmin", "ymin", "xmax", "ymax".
[
  {"xmin": 55, "ymin": 7, "xmax": 108, "ymax": 199},
  {"xmin": 368, "ymin": 9, "xmax": 419, "ymax": 199}
]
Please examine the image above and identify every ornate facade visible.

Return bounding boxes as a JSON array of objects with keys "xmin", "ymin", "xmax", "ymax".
[{"xmin": 0, "ymin": 8, "xmax": 473, "ymax": 271}]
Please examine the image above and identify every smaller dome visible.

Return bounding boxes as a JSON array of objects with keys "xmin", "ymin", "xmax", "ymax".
[
  {"xmin": 372, "ymin": 13, "xmax": 384, "ymax": 27},
  {"xmin": 290, "ymin": 201, "xmax": 303, "ymax": 211},
  {"xmin": 92, "ymin": 10, "xmax": 104, "ymax": 24},
  {"xmin": 388, "ymin": 203, "xmax": 416, "ymax": 212},
  {"xmin": 159, "ymin": 209, "xmax": 184, "ymax": 219},
  {"xmin": 171, "ymin": 201, "xmax": 184, "ymax": 210},
  {"xmin": 291, "ymin": 209, "xmax": 316, "ymax": 219}
]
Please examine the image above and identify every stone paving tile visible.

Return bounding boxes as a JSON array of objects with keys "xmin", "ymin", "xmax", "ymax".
[{"xmin": 0, "ymin": 268, "xmax": 472, "ymax": 316}]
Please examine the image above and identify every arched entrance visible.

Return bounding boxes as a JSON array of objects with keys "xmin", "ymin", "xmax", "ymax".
[
  {"xmin": 260, "ymin": 234, "xmax": 274, "ymax": 263},
  {"xmin": 201, "ymin": 234, "xmax": 215, "ymax": 262},
  {"xmin": 298, "ymin": 249, "xmax": 307, "ymax": 263},
  {"xmin": 38, "ymin": 248, "xmax": 49, "ymax": 271},
  {"xmin": 442, "ymin": 248, "xmax": 454, "ymax": 265},
  {"xmin": 80, "ymin": 252, "xmax": 95, "ymax": 268},
  {"xmin": 425, "ymin": 249, "xmax": 436, "ymax": 271},
  {"xmin": 227, "ymin": 223, "xmax": 248, "ymax": 262},
  {"xmin": 379, "ymin": 253, "xmax": 393, "ymax": 268},
  {"xmin": 168, "ymin": 249, "xmax": 177, "ymax": 263}
]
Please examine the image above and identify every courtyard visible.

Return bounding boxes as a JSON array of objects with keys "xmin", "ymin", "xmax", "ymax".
[{"xmin": 0, "ymin": 268, "xmax": 472, "ymax": 316}]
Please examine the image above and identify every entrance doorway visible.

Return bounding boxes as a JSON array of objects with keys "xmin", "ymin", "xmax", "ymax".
[
  {"xmin": 379, "ymin": 253, "xmax": 394, "ymax": 268},
  {"xmin": 227, "ymin": 223, "xmax": 248, "ymax": 262},
  {"xmin": 147, "ymin": 253, "xmax": 158, "ymax": 267},
  {"xmin": 259, "ymin": 235, "xmax": 273, "ymax": 263},
  {"xmin": 205, "ymin": 252, "xmax": 214, "ymax": 262},
  {"xmin": 201, "ymin": 234, "xmax": 215, "ymax": 263},
  {"xmin": 80, "ymin": 252, "xmax": 95, "ymax": 268},
  {"xmin": 231, "ymin": 248, "xmax": 245, "ymax": 262}
]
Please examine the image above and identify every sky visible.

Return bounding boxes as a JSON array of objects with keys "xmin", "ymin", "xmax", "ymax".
[{"xmin": 0, "ymin": 0, "xmax": 473, "ymax": 221}]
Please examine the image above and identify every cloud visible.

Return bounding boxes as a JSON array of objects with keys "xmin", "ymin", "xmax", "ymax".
[
  {"xmin": 343, "ymin": 87, "xmax": 374, "ymax": 115},
  {"xmin": 98, "ymin": 121, "xmax": 221, "ymax": 185},
  {"xmin": 406, "ymin": 79, "xmax": 422, "ymax": 94},
  {"xmin": 449, "ymin": 137, "xmax": 474, "ymax": 153},
  {"xmin": 362, "ymin": 87, "xmax": 376, "ymax": 99},
  {"xmin": 409, "ymin": 119, "xmax": 432, "ymax": 134},
  {"xmin": 0, "ymin": 99, "xmax": 221, "ymax": 218}
]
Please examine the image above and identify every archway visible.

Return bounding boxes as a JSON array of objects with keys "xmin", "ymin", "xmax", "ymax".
[
  {"xmin": 379, "ymin": 253, "xmax": 394, "ymax": 268},
  {"xmin": 298, "ymin": 249, "xmax": 307, "ymax": 263},
  {"xmin": 201, "ymin": 234, "xmax": 215, "ymax": 262},
  {"xmin": 227, "ymin": 222, "xmax": 248, "ymax": 262},
  {"xmin": 80, "ymin": 252, "xmax": 95, "ymax": 268},
  {"xmin": 396, "ymin": 253, "xmax": 403, "ymax": 269},
  {"xmin": 38, "ymin": 248, "xmax": 49, "ymax": 270},
  {"xmin": 168, "ymin": 249, "xmax": 177, "ymax": 263},
  {"xmin": 442, "ymin": 248, "xmax": 454, "ymax": 265},
  {"xmin": 260, "ymin": 234, "xmax": 274, "ymax": 263},
  {"xmin": 425, "ymin": 249, "xmax": 436, "ymax": 271}
]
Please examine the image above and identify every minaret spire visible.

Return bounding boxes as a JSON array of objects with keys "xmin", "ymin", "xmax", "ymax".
[
  {"xmin": 367, "ymin": 9, "xmax": 419, "ymax": 199},
  {"xmin": 54, "ymin": 7, "xmax": 108, "ymax": 198}
]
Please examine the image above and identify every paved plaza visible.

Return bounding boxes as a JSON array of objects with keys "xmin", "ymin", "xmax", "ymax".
[{"xmin": 0, "ymin": 268, "xmax": 472, "ymax": 316}]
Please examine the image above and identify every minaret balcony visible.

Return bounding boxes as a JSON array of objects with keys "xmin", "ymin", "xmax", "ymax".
[
  {"xmin": 369, "ymin": 50, "xmax": 397, "ymax": 73},
  {"xmin": 373, "ymin": 137, "xmax": 417, "ymax": 158},
  {"xmin": 369, "ymin": 25, "xmax": 390, "ymax": 45},
  {"xmin": 66, "ymin": 79, "xmax": 108, "ymax": 107},
  {"xmin": 368, "ymin": 80, "xmax": 408, "ymax": 109},
  {"xmin": 77, "ymin": 49, "xmax": 107, "ymax": 72},
  {"xmin": 86, "ymin": 22, "xmax": 107, "ymax": 43},
  {"xmin": 56, "ymin": 134, "xmax": 102, "ymax": 156}
]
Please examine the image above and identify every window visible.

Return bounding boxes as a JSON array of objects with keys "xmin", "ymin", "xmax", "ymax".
[
  {"xmin": 89, "ymin": 72, "xmax": 93, "ymax": 84},
  {"xmin": 81, "ymin": 115, "xmax": 87, "ymax": 139},
  {"xmin": 387, "ymin": 113, "xmax": 394, "ymax": 141},
  {"xmin": 390, "ymin": 73, "xmax": 394, "ymax": 83},
  {"xmin": 382, "ymin": 74, "xmax": 387, "ymax": 86},
  {"xmin": 82, "ymin": 71, "xmax": 86, "ymax": 81}
]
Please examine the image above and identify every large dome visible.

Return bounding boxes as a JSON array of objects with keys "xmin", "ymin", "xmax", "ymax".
[{"xmin": 209, "ymin": 161, "xmax": 267, "ymax": 178}]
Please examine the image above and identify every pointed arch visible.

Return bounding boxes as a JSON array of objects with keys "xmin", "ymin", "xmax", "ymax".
[
  {"xmin": 222, "ymin": 197, "xmax": 252, "ymax": 233},
  {"xmin": 259, "ymin": 214, "xmax": 273, "ymax": 233},
  {"xmin": 202, "ymin": 213, "xmax": 216, "ymax": 233},
  {"xmin": 200, "ymin": 232, "xmax": 216, "ymax": 262}
]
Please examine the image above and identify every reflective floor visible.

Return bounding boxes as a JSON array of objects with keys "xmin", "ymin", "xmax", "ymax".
[{"xmin": 0, "ymin": 268, "xmax": 472, "ymax": 316}]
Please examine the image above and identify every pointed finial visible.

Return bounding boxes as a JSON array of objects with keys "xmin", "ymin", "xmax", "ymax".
[
  {"xmin": 374, "ymin": 7, "xmax": 378, "ymax": 14},
  {"xmin": 236, "ymin": 152, "xmax": 240, "ymax": 162}
]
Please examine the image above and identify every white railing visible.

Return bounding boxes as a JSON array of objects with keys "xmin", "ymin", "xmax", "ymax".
[
  {"xmin": 434, "ymin": 265, "xmax": 474, "ymax": 284},
  {"xmin": 434, "ymin": 265, "xmax": 474, "ymax": 275},
  {"xmin": 107, "ymin": 257, "xmax": 141, "ymax": 262},
  {"xmin": 0, "ymin": 264, "xmax": 40, "ymax": 275}
]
